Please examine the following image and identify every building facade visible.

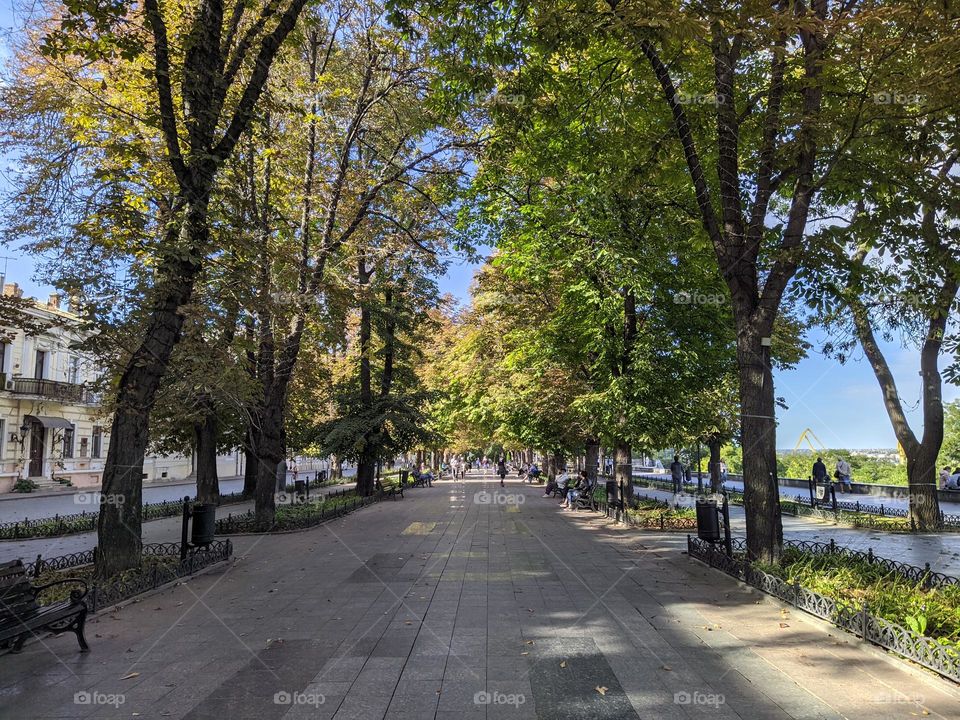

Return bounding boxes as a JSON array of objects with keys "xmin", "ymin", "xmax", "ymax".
[{"xmin": 0, "ymin": 283, "xmax": 243, "ymax": 493}]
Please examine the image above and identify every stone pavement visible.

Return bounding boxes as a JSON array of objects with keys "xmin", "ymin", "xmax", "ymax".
[{"xmin": 2, "ymin": 474, "xmax": 959, "ymax": 719}]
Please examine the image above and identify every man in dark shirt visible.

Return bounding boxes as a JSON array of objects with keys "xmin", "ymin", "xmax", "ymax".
[
  {"xmin": 812, "ymin": 457, "xmax": 828, "ymax": 501},
  {"xmin": 670, "ymin": 455, "xmax": 684, "ymax": 493}
]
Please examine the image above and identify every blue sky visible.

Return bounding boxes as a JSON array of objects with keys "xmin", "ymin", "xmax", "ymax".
[{"xmin": 1, "ymin": 3, "xmax": 954, "ymax": 450}]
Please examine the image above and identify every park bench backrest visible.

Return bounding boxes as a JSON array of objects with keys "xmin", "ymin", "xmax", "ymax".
[{"xmin": 0, "ymin": 560, "xmax": 38, "ymax": 621}]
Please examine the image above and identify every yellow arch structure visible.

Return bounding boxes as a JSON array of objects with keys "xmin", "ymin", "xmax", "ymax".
[{"xmin": 794, "ymin": 428, "xmax": 827, "ymax": 453}]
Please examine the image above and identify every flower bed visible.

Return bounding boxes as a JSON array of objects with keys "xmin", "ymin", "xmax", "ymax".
[
  {"xmin": 687, "ymin": 536, "xmax": 960, "ymax": 682},
  {"xmin": 21, "ymin": 541, "xmax": 233, "ymax": 613},
  {"xmin": 216, "ymin": 489, "xmax": 377, "ymax": 534},
  {"xmin": 595, "ymin": 493, "xmax": 698, "ymax": 531}
]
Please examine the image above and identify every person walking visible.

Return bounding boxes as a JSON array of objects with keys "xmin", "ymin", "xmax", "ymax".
[
  {"xmin": 812, "ymin": 456, "xmax": 828, "ymax": 501},
  {"xmin": 497, "ymin": 457, "xmax": 507, "ymax": 487},
  {"xmin": 835, "ymin": 457, "xmax": 852, "ymax": 493},
  {"xmin": 670, "ymin": 455, "xmax": 684, "ymax": 494}
]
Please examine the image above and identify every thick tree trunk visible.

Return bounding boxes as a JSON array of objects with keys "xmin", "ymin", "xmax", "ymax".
[
  {"xmin": 614, "ymin": 440, "xmax": 632, "ymax": 503},
  {"xmin": 254, "ymin": 392, "xmax": 284, "ymax": 530},
  {"xmin": 708, "ymin": 436, "xmax": 722, "ymax": 492},
  {"xmin": 331, "ymin": 455, "xmax": 343, "ymax": 480},
  {"xmin": 194, "ymin": 398, "xmax": 220, "ymax": 504},
  {"xmin": 242, "ymin": 427, "xmax": 259, "ymax": 497},
  {"xmin": 907, "ymin": 447, "xmax": 941, "ymax": 530},
  {"xmin": 96, "ymin": 201, "xmax": 207, "ymax": 579},
  {"xmin": 737, "ymin": 333, "xmax": 783, "ymax": 563},
  {"xmin": 356, "ymin": 449, "xmax": 376, "ymax": 496},
  {"xmin": 585, "ymin": 439, "xmax": 599, "ymax": 485}
]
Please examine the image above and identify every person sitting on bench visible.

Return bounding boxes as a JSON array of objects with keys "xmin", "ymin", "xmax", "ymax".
[{"xmin": 561, "ymin": 471, "xmax": 590, "ymax": 509}]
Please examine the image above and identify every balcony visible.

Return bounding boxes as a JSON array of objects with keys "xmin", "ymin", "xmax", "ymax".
[{"xmin": 2, "ymin": 374, "xmax": 98, "ymax": 404}]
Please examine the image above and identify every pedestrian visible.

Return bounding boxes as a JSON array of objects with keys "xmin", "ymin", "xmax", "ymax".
[
  {"xmin": 670, "ymin": 455, "xmax": 684, "ymax": 493},
  {"xmin": 940, "ymin": 466, "xmax": 952, "ymax": 489},
  {"xmin": 719, "ymin": 460, "xmax": 728, "ymax": 484},
  {"xmin": 835, "ymin": 457, "xmax": 852, "ymax": 493},
  {"xmin": 497, "ymin": 457, "xmax": 507, "ymax": 487},
  {"xmin": 812, "ymin": 456, "xmax": 828, "ymax": 501}
]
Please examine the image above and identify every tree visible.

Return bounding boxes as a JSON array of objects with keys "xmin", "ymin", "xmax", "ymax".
[
  {"xmin": 799, "ymin": 4, "xmax": 960, "ymax": 528},
  {"xmin": 27, "ymin": 0, "xmax": 316, "ymax": 576}
]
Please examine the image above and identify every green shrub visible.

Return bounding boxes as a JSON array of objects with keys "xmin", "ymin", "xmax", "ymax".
[{"xmin": 759, "ymin": 549, "xmax": 960, "ymax": 643}]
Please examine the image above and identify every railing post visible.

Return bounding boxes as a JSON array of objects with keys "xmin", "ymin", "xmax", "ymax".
[
  {"xmin": 34, "ymin": 553, "xmax": 43, "ymax": 578},
  {"xmin": 867, "ymin": 548, "xmax": 873, "ymax": 564}
]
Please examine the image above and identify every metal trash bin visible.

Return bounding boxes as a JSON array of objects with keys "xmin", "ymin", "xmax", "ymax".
[
  {"xmin": 399, "ymin": 469, "xmax": 409, "ymax": 485},
  {"xmin": 294, "ymin": 480, "xmax": 306, "ymax": 498},
  {"xmin": 696, "ymin": 499, "xmax": 721, "ymax": 543},
  {"xmin": 191, "ymin": 503, "xmax": 216, "ymax": 547},
  {"xmin": 605, "ymin": 480, "xmax": 617, "ymax": 506}
]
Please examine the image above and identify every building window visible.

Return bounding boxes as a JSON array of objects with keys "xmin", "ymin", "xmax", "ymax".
[
  {"xmin": 63, "ymin": 425, "xmax": 75, "ymax": 458},
  {"xmin": 92, "ymin": 426, "xmax": 102, "ymax": 458},
  {"xmin": 68, "ymin": 357, "xmax": 80, "ymax": 385},
  {"xmin": 0, "ymin": 342, "xmax": 6, "ymax": 375},
  {"xmin": 35, "ymin": 350, "xmax": 46, "ymax": 380},
  {"xmin": 0, "ymin": 419, "xmax": 4, "ymax": 459}
]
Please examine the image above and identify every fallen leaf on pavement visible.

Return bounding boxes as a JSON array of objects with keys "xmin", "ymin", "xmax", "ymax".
[
  {"xmin": 560, "ymin": 661, "xmax": 567, "ymax": 668},
  {"xmin": 120, "ymin": 672, "xmax": 140, "ymax": 680},
  {"xmin": 596, "ymin": 686, "xmax": 608, "ymax": 696}
]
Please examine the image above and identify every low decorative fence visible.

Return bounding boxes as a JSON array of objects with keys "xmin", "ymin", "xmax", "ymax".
[
  {"xmin": 216, "ymin": 491, "xmax": 379, "ymax": 534},
  {"xmin": 26, "ymin": 541, "xmax": 233, "ymax": 613},
  {"xmin": 0, "ymin": 491, "xmax": 250, "ymax": 540},
  {"xmin": 687, "ymin": 536, "xmax": 960, "ymax": 682},
  {"xmin": 594, "ymin": 491, "xmax": 698, "ymax": 531},
  {"xmin": 633, "ymin": 475, "xmax": 960, "ymax": 532}
]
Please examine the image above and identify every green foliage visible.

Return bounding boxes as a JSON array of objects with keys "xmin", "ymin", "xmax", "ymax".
[
  {"xmin": 12, "ymin": 478, "xmax": 39, "ymax": 493},
  {"xmin": 763, "ymin": 549, "xmax": 960, "ymax": 644}
]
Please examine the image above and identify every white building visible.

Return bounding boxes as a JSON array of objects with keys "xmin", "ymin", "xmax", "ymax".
[{"xmin": 0, "ymin": 283, "xmax": 243, "ymax": 493}]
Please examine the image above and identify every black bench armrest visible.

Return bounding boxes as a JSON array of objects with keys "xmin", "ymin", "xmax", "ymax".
[{"xmin": 31, "ymin": 577, "xmax": 89, "ymax": 602}]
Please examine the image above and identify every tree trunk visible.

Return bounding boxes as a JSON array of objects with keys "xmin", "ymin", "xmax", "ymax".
[
  {"xmin": 332, "ymin": 455, "xmax": 343, "ymax": 480},
  {"xmin": 194, "ymin": 397, "xmax": 220, "ymax": 504},
  {"xmin": 253, "ymin": 391, "xmax": 284, "ymax": 530},
  {"xmin": 737, "ymin": 332, "xmax": 783, "ymax": 563},
  {"xmin": 615, "ymin": 440, "xmax": 632, "ymax": 504},
  {"xmin": 356, "ymin": 449, "xmax": 376, "ymax": 496},
  {"xmin": 242, "ymin": 427, "xmax": 258, "ymax": 497},
  {"xmin": 95, "ymin": 201, "xmax": 207, "ymax": 579},
  {"xmin": 708, "ymin": 436, "xmax": 722, "ymax": 492},
  {"xmin": 585, "ymin": 439, "xmax": 599, "ymax": 485},
  {"xmin": 907, "ymin": 446, "xmax": 941, "ymax": 529}
]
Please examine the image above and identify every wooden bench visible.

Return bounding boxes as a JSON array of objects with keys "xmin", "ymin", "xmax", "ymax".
[
  {"xmin": 0, "ymin": 559, "xmax": 90, "ymax": 654},
  {"xmin": 376, "ymin": 479, "xmax": 404, "ymax": 500}
]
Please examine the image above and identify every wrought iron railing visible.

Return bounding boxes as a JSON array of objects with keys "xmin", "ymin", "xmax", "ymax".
[
  {"xmin": 687, "ymin": 536, "xmax": 960, "ymax": 682},
  {"xmin": 0, "ymin": 491, "xmax": 250, "ymax": 540},
  {"xmin": 633, "ymin": 475, "xmax": 960, "ymax": 531},
  {"xmin": 24, "ymin": 541, "xmax": 233, "ymax": 613},
  {"xmin": 6, "ymin": 377, "xmax": 98, "ymax": 404},
  {"xmin": 216, "ymin": 491, "xmax": 377, "ymax": 534}
]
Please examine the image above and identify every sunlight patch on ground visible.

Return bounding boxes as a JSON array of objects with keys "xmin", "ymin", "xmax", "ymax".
[{"xmin": 401, "ymin": 521, "xmax": 437, "ymax": 535}]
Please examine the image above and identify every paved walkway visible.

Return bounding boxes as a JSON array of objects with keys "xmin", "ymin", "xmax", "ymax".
[{"xmin": 3, "ymin": 474, "xmax": 959, "ymax": 719}]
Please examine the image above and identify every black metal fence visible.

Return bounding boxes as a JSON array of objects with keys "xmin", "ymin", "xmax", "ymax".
[
  {"xmin": 26, "ymin": 541, "xmax": 233, "ymax": 613},
  {"xmin": 687, "ymin": 536, "xmax": 960, "ymax": 682},
  {"xmin": 594, "ymin": 490, "xmax": 698, "ymax": 531},
  {"xmin": 633, "ymin": 475, "xmax": 960, "ymax": 531},
  {"xmin": 216, "ymin": 491, "xmax": 378, "ymax": 534},
  {"xmin": 0, "ymin": 491, "xmax": 250, "ymax": 540}
]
